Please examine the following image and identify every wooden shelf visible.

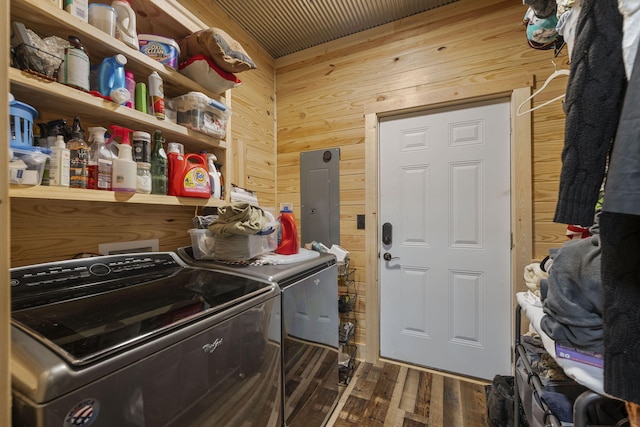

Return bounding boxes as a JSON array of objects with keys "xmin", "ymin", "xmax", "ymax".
[
  {"xmin": 10, "ymin": 185, "xmax": 225, "ymax": 207},
  {"xmin": 10, "ymin": 0, "xmax": 220, "ymax": 99},
  {"xmin": 9, "ymin": 0, "xmax": 231, "ymax": 209},
  {"xmin": 9, "ymin": 68, "xmax": 227, "ymax": 152}
]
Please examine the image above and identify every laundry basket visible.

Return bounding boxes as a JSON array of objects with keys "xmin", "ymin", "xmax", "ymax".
[{"xmin": 9, "ymin": 99, "xmax": 38, "ymax": 147}]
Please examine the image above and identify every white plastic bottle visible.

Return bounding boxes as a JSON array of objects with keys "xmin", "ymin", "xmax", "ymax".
[
  {"xmin": 111, "ymin": 140, "xmax": 137, "ymax": 192},
  {"xmin": 207, "ymin": 153, "xmax": 222, "ymax": 200},
  {"xmin": 49, "ymin": 135, "xmax": 70, "ymax": 187},
  {"xmin": 112, "ymin": 0, "xmax": 139, "ymax": 50}
]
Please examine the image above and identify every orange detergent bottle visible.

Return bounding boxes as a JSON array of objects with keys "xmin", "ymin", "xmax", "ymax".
[{"xmin": 168, "ymin": 151, "xmax": 211, "ymax": 198}]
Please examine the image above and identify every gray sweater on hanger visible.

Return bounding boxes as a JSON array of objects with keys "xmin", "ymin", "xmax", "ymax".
[{"xmin": 553, "ymin": 0, "xmax": 626, "ymax": 227}]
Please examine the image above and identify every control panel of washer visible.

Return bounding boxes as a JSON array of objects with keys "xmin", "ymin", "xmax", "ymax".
[{"xmin": 10, "ymin": 253, "xmax": 183, "ymax": 309}]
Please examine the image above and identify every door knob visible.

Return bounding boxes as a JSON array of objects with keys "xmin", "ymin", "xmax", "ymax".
[{"xmin": 383, "ymin": 252, "xmax": 398, "ymax": 261}]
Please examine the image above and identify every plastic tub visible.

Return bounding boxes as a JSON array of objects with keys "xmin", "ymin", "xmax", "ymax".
[
  {"xmin": 213, "ymin": 232, "xmax": 276, "ymax": 261},
  {"xmin": 9, "ymin": 99, "xmax": 38, "ymax": 147},
  {"xmin": 172, "ymin": 91, "xmax": 230, "ymax": 138},
  {"xmin": 188, "ymin": 228, "xmax": 216, "ymax": 260},
  {"xmin": 9, "ymin": 146, "xmax": 50, "ymax": 186},
  {"xmin": 138, "ymin": 34, "xmax": 180, "ymax": 70}
]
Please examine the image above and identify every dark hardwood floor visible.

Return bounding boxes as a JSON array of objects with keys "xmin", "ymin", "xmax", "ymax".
[{"xmin": 328, "ymin": 360, "xmax": 490, "ymax": 427}]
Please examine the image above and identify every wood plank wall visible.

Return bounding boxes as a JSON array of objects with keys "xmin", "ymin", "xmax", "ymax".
[
  {"xmin": 275, "ymin": 0, "xmax": 570, "ymax": 352},
  {"xmin": 177, "ymin": 0, "xmax": 278, "ymax": 210}
]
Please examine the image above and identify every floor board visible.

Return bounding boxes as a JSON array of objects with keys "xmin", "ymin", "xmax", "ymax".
[{"xmin": 328, "ymin": 361, "xmax": 490, "ymax": 427}]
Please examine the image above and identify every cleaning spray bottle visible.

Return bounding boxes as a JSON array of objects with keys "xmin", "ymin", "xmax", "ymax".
[
  {"xmin": 88, "ymin": 126, "xmax": 113, "ymax": 190},
  {"xmin": 46, "ymin": 119, "xmax": 67, "ymax": 148},
  {"xmin": 107, "ymin": 125, "xmax": 136, "ymax": 192},
  {"xmin": 275, "ymin": 203, "xmax": 299, "ymax": 255},
  {"xmin": 39, "ymin": 119, "xmax": 67, "ymax": 186}
]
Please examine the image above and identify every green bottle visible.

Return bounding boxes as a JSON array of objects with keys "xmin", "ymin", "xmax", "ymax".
[{"xmin": 150, "ymin": 130, "xmax": 168, "ymax": 195}]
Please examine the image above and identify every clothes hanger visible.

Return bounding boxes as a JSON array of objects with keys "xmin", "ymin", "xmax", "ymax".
[{"xmin": 517, "ymin": 61, "xmax": 570, "ymax": 116}]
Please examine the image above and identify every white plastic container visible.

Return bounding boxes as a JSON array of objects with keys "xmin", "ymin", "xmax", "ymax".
[
  {"xmin": 138, "ymin": 34, "xmax": 180, "ymax": 70},
  {"xmin": 112, "ymin": 0, "xmax": 139, "ymax": 50},
  {"xmin": 88, "ymin": 3, "xmax": 116, "ymax": 37}
]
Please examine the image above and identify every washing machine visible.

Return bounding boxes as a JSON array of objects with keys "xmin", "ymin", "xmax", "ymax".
[{"xmin": 10, "ymin": 252, "xmax": 282, "ymax": 427}]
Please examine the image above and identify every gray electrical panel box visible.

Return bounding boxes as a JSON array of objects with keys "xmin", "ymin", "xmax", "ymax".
[{"xmin": 300, "ymin": 148, "xmax": 340, "ymax": 246}]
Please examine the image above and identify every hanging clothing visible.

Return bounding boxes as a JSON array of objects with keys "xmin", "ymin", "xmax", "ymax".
[
  {"xmin": 603, "ymin": 35, "xmax": 640, "ymax": 216},
  {"xmin": 601, "ymin": 33, "xmax": 640, "ymax": 406},
  {"xmin": 553, "ymin": 0, "xmax": 626, "ymax": 227},
  {"xmin": 556, "ymin": 3, "xmax": 581, "ymax": 62},
  {"xmin": 601, "ymin": 212, "xmax": 640, "ymax": 404},
  {"xmin": 619, "ymin": 0, "xmax": 640, "ymax": 79}
]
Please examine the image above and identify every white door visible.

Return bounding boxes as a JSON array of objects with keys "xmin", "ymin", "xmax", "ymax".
[{"xmin": 379, "ymin": 99, "xmax": 512, "ymax": 380}]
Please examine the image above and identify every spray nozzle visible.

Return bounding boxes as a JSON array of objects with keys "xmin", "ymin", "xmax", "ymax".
[
  {"xmin": 88, "ymin": 126, "xmax": 108, "ymax": 143},
  {"xmin": 106, "ymin": 125, "xmax": 133, "ymax": 146},
  {"xmin": 46, "ymin": 119, "xmax": 67, "ymax": 136},
  {"xmin": 70, "ymin": 116, "xmax": 85, "ymax": 140},
  {"xmin": 37, "ymin": 123, "xmax": 48, "ymax": 138}
]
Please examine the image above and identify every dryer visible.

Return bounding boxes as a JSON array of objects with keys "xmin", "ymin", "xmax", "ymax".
[{"xmin": 177, "ymin": 247, "xmax": 340, "ymax": 427}]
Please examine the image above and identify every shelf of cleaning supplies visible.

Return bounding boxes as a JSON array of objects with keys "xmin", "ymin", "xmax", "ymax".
[
  {"xmin": 10, "ymin": 0, "xmax": 222, "ymax": 100},
  {"xmin": 9, "ymin": 68, "xmax": 228, "ymax": 152},
  {"xmin": 9, "ymin": 185, "xmax": 226, "ymax": 207}
]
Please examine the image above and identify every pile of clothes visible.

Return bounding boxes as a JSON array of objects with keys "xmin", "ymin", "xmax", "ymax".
[{"xmin": 539, "ymin": 209, "xmax": 604, "ymax": 354}]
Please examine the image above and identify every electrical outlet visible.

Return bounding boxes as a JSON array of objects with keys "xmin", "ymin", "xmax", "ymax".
[{"xmin": 357, "ymin": 214, "xmax": 365, "ymax": 230}]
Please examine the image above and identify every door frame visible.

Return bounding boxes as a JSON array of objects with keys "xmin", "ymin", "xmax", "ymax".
[{"xmin": 362, "ymin": 78, "xmax": 534, "ymax": 365}]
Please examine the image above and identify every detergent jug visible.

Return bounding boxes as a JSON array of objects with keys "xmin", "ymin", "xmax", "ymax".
[
  {"xmin": 275, "ymin": 204, "xmax": 299, "ymax": 255},
  {"xmin": 98, "ymin": 54, "xmax": 130, "ymax": 105},
  {"xmin": 168, "ymin": 152, "xmax": 210, "ymax": 198}
]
